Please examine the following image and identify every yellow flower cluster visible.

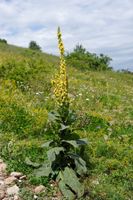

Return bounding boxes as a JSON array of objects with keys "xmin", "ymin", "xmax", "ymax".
[{"xmin": 52, "ymin": 27, "xmax": 69, "ymax": 107}]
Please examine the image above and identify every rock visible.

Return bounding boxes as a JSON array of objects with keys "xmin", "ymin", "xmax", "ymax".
[
  {"xmin": 0, "ymin": 175, "xmax": 4, "ymax": 181},
  {"xmin": 19, "ymin": 175, "xmax": 26, "ymax": 180},
  {"xmin": 0, "ymin": 160, "xmax": 3, "ymax": 164},
  {"xmin": 14, "ymin": 195, "xmax": 20, "ymax": 200},
  {"xmin": 34, "ymin": 185, "xmax": 45, "ymax": 194},
  {"xmin": 92, "ymin": 179, "xmax": 99, "ymax": 185},
  {"xmin": 2, "ymin": 198, "xmax": 9, "ymax": 200},
  {"xmin": 0, "ymin": 180, "xmax": 5, "ymax": 186},
  {"xmin": 18, "ymin": 180, "xmax": 22, "ymax": 183},
  {"xmin": 10, "ymin": 172, "xmax": 22, "ymax": 178},
  {"xmin": 0, "ymin": 190, "xmax": 5, "ymax": 200},
  {"xmin": 33, "ymin": 195, "xmax": 38, "ymax": 199},
  {"xmin": 0, "ymin": 163, "xmax": 7, "ymax": 172},
  {"xmin": 4, "ymin": 177, "xmax": 17, "ymax": 185},
  {"xmin": 7, "ymin": 185, "xmax": 19, "ymax": 196}
]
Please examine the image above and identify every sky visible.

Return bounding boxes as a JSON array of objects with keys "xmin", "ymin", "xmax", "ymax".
[{"xmin": 0, "ymin": 0, "xmax": 133, "ymax": 71}]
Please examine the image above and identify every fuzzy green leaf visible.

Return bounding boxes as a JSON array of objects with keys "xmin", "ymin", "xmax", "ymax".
[
  {"xmin": 48, "ymin": 111, "xmax": 60, "ymax": 122},
  {"xmin": 47, "ymin": 147, "xmax": 64, "ymax": 163},
  {"xmin": 41, "ymin": 140, "xmax": 54, "ymax": 148},
  {"xmin": 58, "ymin": 167, "xmax": 84, "ymax": 199},
  {"xmin": 58, "ymin": 179, "xmax": 75, "ymax": 200},
  {"xmin": 25, "ymin": 157, "xmax": 41, "ymax": 168},
  {"xmin": 68, "ymin": 153, "xmax": 87, "ymax": 175},
  {"xmin": 60, "ymin": 123, "xmax": 70, "ymax": 131},
  {"xmin": 34, "ymin": 162, "xmax": 52, "ymax": 177},
  {"xmin": 76, "ymin": 138, "xmax": 88, "ymax": 145},
  {"xmin": 75, "ymin": 157, "xmax": 87, "ymax": 175},
  {"xmin": 62, "ymin": 138, "xmax": 88, "ymax": 148}
]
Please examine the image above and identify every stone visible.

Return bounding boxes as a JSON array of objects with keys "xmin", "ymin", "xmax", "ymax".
[
  {"xmin": 0, "ymin": 164, "xmax": 6, "ymax": 172},
  {"xmin": 19, "ymin": 175, "xmax": 26, "ymax": 180},
  {"xmin": 0, "ymin": 160, "xmax": 3, "ymax": 164},
  {"xmin": 4, "ymin": 177, "xmax": 17, "ymax": 185},
  {"xmin": 92, "ymin": 179, "xmax": 99, "ymax": 185},
  {"xmin": 7, "ymin": 185, "xmax": 19, "ymax": 196},
  {"xmin": 10, "ymin": 172, "xmax": 22, "ymax": 178},
  {"xmin": 14, "ymin": 195, "xmax": 20, "ymax": 200},
  {"xmin": 0, "ymin": 180, "xmax": 5, "ymax": 186},
  {"xmin": 0, "ymin": 190, "xmax": 5, "ymax": 200},
  {"xmin": 33, "ymin": 195, "xmax": 38, "ymax": 199},
  {"xmin": 0, "ymin": 176, "xmax": 4, "ymax": 181},
  {"xmin": 34, "ymin": 185, "xmax": 45, "ymax": 194}
]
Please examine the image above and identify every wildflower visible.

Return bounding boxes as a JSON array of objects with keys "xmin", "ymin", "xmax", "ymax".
[{"xmin": 51, "ymin": 27, "xmax": 69, "ymax": 108}]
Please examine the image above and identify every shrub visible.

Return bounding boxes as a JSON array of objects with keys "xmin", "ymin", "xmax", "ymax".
[
  {"xmin": 29, "ymin": 41, "xmax": 41, "ymax": 51},
  {"xmin": 0, "ymin": 38, "xmax": 7, "ymax": 44},
  {"xmin": 66, "ymin": 44, "xmax": 112, "ymax": 71}
]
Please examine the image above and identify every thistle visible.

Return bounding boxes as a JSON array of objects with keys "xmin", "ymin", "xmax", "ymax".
[{"xmin": 52, "ymin": 27, "xmax": 69, "ymax": 109}]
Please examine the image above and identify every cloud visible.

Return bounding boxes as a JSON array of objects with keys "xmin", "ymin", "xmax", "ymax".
[{"xmin": 0, "ymin": 0, "xmax": 133, "ymax": 70}]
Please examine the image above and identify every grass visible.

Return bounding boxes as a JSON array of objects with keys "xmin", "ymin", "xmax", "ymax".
[{"xmin": 0, "ymin": 42, "xmax": 133, "ymax": 199}]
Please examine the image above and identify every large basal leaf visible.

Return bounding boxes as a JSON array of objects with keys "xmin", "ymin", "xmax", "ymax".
[
  {"xmin": 58, "ymin": 178, "xmax": 75, "ymax": 200},
  {"xmin": 62, "ymin": 138, "xmax": 88, "ymax": 148},
  {"xmin": 68, "ymin": 153, "xmax": 87, "ymax": 175},
  {"xmin": 60, "ymin": 123, "xmax": 70, "ymax": 131},
  {"xmin": 75, "ymin": 157, "xmax": 87, "ymax": 175},
  {"xmin": 41, "ymin": 140, "xmax": 54, "ymax": 148},
  {"xmin": 25, "ymin": 157, "xmax": 41, "ymax": 168},
  {"xmin": 47, "ymin": 147, "xmax": 64, "ymax": 163},
  {"xmin": 48, "ymin": 111, "xmax": 60, "ymax": 122},
  {"xmin": 76, "ymin": 138, "xmax": 88, "ymax": 145},
  {"xmin": 34, "ymin": 162, "xmax": 52, "ymax": 177},
  {"xmin": 58, "ymin": 167, "xmax": 84, "ymax": 199}
]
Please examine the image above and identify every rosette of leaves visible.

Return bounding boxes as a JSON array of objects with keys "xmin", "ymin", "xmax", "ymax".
[
  {"xmin": 26, "ymin": 110, "xmax": 88, "ymax": 199},
  {"xmin": 35, "ymin": 110, "xmax": 87, "ymax": 199}
]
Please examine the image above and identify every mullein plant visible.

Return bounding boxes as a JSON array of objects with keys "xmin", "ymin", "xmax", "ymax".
[
  {"xmin": 51, "ymin": 27, "xmax": 70, "ymax": 126},
  {"xmin": 28, "ymin": 28, "xmax": 88, "ymax": 199}
]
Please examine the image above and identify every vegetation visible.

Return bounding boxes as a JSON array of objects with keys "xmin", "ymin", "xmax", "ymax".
[
  {"xmin": 0, "ymin": 30, "xmax": 133, "ymax": 199},
  {"xmin": 66, "ymin": 44, "xmax": 112, "ymax": 71},
  {"xmin": 29, "ymin": 40, "xmax": 41, "ymax": 51},
  {"xmin": 0, "ymin": 38, "xmax": 7, "ymax": 44},
  {"xmin": 27, "ymin": 28, "xmax": 88, "ymax": 199}
]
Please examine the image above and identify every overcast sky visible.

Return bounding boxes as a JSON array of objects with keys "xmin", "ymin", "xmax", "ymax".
[{"xmin": 0, "ymin": 0, "xmax": 133, "ymax": 71}]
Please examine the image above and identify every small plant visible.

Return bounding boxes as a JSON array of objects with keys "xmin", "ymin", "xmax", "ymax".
[{"xmin": 27, "ymin": 28, "xmax": 88, "ymax": 199}]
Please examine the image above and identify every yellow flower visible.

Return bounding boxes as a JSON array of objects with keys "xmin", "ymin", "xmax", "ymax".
[{"xmin": 51, "ymin": 27, "xmax": 69, "ymax": 108}]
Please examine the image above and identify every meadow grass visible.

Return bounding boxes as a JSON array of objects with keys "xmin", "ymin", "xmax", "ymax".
[{"xmin": 0, "ymin": 43, "xmax": 133, "ymax": 199}]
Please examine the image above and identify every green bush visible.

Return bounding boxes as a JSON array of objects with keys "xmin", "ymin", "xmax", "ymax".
[
  {"xmin": 66, "ymin": 44, "xmax": 112, "ymax": 71},
  {"xmin": 29, "ymin": 41, "xmax": 41, "ymax": 51}
]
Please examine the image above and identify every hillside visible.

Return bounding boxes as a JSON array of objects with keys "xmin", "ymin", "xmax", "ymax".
[{"xmin": 0, "ymin": 42, "xmax": 133, "ymax": 199}]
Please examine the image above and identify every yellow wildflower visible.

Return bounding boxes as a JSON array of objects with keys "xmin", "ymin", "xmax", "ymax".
[{"xmin": 52, "ymin": 27, "xmax": 69, "ymax": 108}]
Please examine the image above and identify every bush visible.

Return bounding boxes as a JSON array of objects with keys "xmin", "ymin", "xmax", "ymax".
[
  {"xmin": 0, "ymin": 38, "xmax": 7, "ymax": 44},
  {"xmin": 29, "ymin": 41, "xmax": 41, "ymax": 51},
  {"xmin": 66, "ymin": 44, "xmax": 112, "ymax": 71}
]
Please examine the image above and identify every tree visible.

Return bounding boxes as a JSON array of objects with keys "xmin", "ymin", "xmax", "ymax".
[
  {"xmin": 0, "ymin": 39, "xmax": 7, "ymax": 44},
  {"xmin": 65, "ymin": 44, "xmax": 112, "ymax": 71},
  {"xmin": 73, "ymin": 44, "xmax": 86, "ymax": 54},
  {"xmin": 29, "ymin": 41, "xmax": 41, "ymax": 51}
]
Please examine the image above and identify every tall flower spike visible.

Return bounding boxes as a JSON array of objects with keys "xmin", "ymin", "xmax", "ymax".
[{"xmin": 51, "ymin": 27, "xmax": 69, "ymax": 108}]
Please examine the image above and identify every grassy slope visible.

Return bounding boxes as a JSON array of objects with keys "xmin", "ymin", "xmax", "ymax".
[{"xmin": 0, "ymin": 43, "xmax": 133, "ymax": 199}]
